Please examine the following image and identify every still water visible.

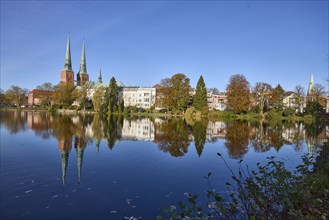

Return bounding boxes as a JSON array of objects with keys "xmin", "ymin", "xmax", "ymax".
[{"xmin": 0, "ymin": 111, "xmax": 327, "ymax": 219}]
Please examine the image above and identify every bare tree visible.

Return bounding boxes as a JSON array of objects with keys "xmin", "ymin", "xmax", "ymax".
[
  {"xmin": 313, "ymin": 83, "xmax": 325, "ymax": 101},
  {"xmin": 294, "ymin": 85, "xmax": 305, "ymax": 114},
  {"xmin": 253, "ymin": 82, "xmax": 273, "ymax": 117},
  {"xmin": 5, "ymin": 85, "xmax": 29, "ymax": 107}
]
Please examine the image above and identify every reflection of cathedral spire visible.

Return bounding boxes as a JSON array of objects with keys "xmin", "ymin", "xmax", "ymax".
[
  {"xmin": 96, "ymin": 140, "xmax": 100, "ymax": 155},
  {"xmin": 76, "ymin": 147, "xmax": 85, "ymax": 183},
  {"xmin": 58, "ymin": 138, "xmax": 72, "ymax": 186},
  {"xmin": 61, "ymin": 151, "xmax": 70, "ymax": 185}
]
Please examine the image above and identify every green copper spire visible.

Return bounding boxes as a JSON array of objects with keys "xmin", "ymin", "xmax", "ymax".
[
  {"xmin": 308, "ymin": 73, "xmax": 315, "ymax": 95},
  {"xmin": 77, "ymin": 147, "xmax": 84, "ymax": 184},
  {"xmin": 63, "ymin": 35, "xmax": 73, "ymax": 71},
  {"xmin": 61, "ymin": 151, "xmax": 69, "ymax": 186},
  {"xmin": 78, "ymin": 39, "xmax": 87, "ymax": 75},
  {"xmin": 98, "ymin": 69, "xmax": 103, "ymax": 84}
]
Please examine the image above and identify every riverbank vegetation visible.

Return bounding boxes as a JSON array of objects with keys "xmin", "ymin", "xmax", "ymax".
[
  {"xmin": 159, "ymin": 144, "xmax": 329, "ymax": 219},
  {"xmin": 1, "ymin": 73, "xmax": 328, "ymax": 122}
]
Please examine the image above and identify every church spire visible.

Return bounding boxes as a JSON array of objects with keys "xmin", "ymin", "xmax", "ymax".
[
  {"xmin": 63, "ymin": 35, "xmax": 72, "ymax": 71},
  {"xmin": 78, "ymin": 39, "xmax": 87, "ymax": 75},
  {"xmin": 61, "ymin": 152, "xmax": 69, "ymax": 186},
  {"xmin": 77, "ymin": 147, "xmax": 85, "ymax": 184},
  {"xmin": 98, "ymin": 69, "xmax": 103, "ymax": 84},
  {"xmin": 308, "ymin": 73, "xmax": 315, "ymax": 95}
]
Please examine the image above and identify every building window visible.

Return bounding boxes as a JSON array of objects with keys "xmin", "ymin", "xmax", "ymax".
[{"xmin": 144, "ymin": 98, "xmax": 150, "ymax": 102}]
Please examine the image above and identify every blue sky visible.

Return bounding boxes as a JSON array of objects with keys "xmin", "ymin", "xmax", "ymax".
[{"xmin": 1, "ymin": 1, "xmax": 328, "ymax": 92}]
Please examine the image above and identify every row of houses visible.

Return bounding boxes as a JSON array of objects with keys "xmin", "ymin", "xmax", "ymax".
[{"xmin": 28, "ymin": 83, "xmax": 329, "ymax": 113}]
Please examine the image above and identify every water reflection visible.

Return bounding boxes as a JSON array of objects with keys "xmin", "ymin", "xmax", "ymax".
[{"xmin": 1, "ymin": 111, "xmax": 328, "ymax": 183}]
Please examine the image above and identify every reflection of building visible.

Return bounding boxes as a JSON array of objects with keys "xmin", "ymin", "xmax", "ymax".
[
  {"xmin": 121, "ymin": 87, "xmax": 156, "ymax": 109},
  {"xmin": 206, "ymin": 121, "xmax": 226, "ymax": 140},
  {"xmin": 281, "ymin": 123, "xmax": 305, "ymax": 144},
  {"xmin": 58, "ymin": 138, "xmax": 72, "ymax": 186},
  {"xmin": 122, "ymin": 118, "xmax": 155, "ymax": 140},
  {"xmin": 75, "ymin": 135, "xmax": 87, "ymax": 183}
]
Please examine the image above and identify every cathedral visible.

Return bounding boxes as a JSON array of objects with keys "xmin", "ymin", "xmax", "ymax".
[{"xmin": 61, "ymin": 35, "xmax": 89, "ymax": 86}]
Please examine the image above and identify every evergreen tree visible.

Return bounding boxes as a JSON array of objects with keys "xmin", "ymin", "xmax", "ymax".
[
  {"xmin": 118, "ymin": 99, "xmax": 124, "ymax": 114},
  {"xmin": 193, "ymin": 75, "xmax": 208, "ymax": 111},
  {"xmin": 103, "ymin": 77, "xmax": 118, "ymax": 115}
]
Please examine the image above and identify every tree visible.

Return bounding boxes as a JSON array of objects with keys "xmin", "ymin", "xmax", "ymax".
[
  {"xmin": 208, "ymin": 87, "xmax": 220, "ymax": 95},
  {"xmin": 193, "ymin": 75, "xmax": 208, "ymax": 112},
  {"xmin": 36, "ymin": 82, "xmax": 54, "ymax": 107},
  {"xmin": 52, "ymin": 82, "xmax": 77, "ymax": 108},
  {"xmin": 5, "ymin": 85, "xmax": 29, "ymax": 107},
  {"xmin": 253, "ymin": 82, "xmax": 273, "ymax": 117},
  {"xmin": 93, "ymin": 86, "xmax": 105, "ymax": 113},
  {"xmin": 294, "ymin": 85, "xmax": 305, "ymax": 114},
  {"xmin": 76, "ymin": 82, "xmax": 94, "ymax": 111},
  {"xmin": 270, "ymin": 84, "xmax": 285, "ymax": 111},
  {"xmin": 313, "ymin": 83, "xmax": 325, "ymax": 101},
  {"xmin": 159, "ymin": 73, "xmax": 191, "ymax": 112},
  {"xmin": 103, "ymin": 77, "xmax": 119, "ymax": 115},
  {"xmin": 226, "ymin": 74, "xmax": 251, "ymax": 114},
  {"xmin": 0, "ymin": 88, "xmax": 8, "ymax": 105}
]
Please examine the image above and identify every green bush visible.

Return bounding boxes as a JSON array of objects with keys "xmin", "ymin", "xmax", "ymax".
[
  {"xmin": 161, "ymin": 152, "xmax": 329, "ymax": 219},
  {"xmin": 282, "ymin": 108, "xmax": 295, "ymax": 117}
]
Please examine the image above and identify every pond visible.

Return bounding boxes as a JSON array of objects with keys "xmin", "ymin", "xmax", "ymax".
[{"xmin": 0, "ymin": 111, "xmax": 327, "ymax": 219}]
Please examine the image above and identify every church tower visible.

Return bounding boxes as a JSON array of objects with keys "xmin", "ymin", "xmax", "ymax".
[
  {"xmin": 307, "ymin": 73, "xmax": 315, "ymax": 96},
  {"xmin": 77, "ymin": 40, "xmax": 89, "ymax": 86},
  {"xmin": 60, "ymin": 35, "xmax": 75, "ymax": 86},
  {"xmin": 98, "ymin": 69, "xmax": 103, "ymax": 84}
]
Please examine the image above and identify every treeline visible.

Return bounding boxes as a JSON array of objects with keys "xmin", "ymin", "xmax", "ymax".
[{"xmin": 1, "ymin": 73, "xmax": 327, "ymax": 118}]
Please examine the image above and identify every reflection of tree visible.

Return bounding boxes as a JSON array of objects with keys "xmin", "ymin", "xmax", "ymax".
[
  {"xmin": 268, "ymin": 123, "xmax": 284, "ymax": 151},
  {"xmin": 305, "ymin": 121, "xmax": 324, "ymax": 141},
  {"xmin": 225, "ymin": 121, "xmax": 250, "ymax": 159},
  {"xmin": 251, "ymin": 122, "xmax": 272, "ymax": 152},
  {"xmin": 51, "ymin": 115, "xmax": 78, "ymax": 142},
  {"xmin": 92, "ymin": 114, "xmax": 104, "ymax": 153},
  {"xmin": 103, "ymin": 115, "xmax": 122, "ymax": 150},
  {"xmin": 192, "ymin": 119, "xmax": 208, "ymax": 157},
  {"xmin": 155, "ymin": 118, "xmax": 191, "ymax": 157},
  {"xmin": 292, "ymin": 123, "xmax": 304, "ymax": 151},
  {"xmin": 0, "ymin": 111, "xmax": 28, "ymax": 134},
  {"xmin": 27, "ymin": 111, "xmax": 52, "ymax": 139}
]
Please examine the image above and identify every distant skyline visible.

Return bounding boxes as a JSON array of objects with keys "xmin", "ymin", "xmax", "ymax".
[{"xmin": 1, "ymin": 1, "xmax": 328, "ymax": 92}]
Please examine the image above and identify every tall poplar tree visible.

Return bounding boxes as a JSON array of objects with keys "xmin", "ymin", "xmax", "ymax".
[{"xmin": 193, "ymin": 75, "xmax": 208, "ymax": 111}]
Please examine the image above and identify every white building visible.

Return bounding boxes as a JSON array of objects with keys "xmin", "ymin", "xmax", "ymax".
[
  {"xmin": 121, "ymin": 118, "xmax": 155, "ymax": 141},
  {"xmin": 121, "ymin": 87, "xmax": 156, "ymax": 109},
  {"xmin": 207, "ymin": 93, "xmax": 227, "ymax": 111},
  {"xmin": 282, "ymin": 92, "xmax": 297, "ymax": 109}
]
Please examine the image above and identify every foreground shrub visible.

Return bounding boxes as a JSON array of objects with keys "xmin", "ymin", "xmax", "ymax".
[{"xmin": 160, "ymin": 152, "xmax": 329, "ymax": 219}]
